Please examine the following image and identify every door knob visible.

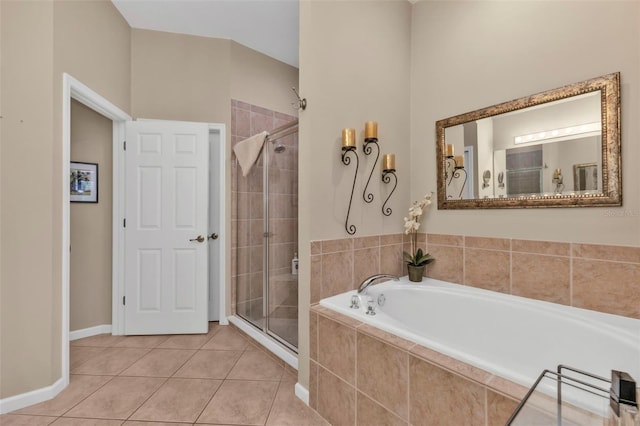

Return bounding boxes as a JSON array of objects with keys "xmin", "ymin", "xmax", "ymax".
[
  {"xmin": 208, "ymin": 233, "xmax": 219, "ymax": 240},
  {"xmin": 189, "ymin": 235, "xmax": 205, "ymax": 243}
]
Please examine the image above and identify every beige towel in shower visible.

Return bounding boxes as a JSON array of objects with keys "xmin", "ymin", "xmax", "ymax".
[{"xmin": 234, "ymin": 131, "xmax": 268, "ymax": 177}]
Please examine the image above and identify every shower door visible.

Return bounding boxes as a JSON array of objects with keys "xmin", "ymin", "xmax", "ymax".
[
  {"xmin": 265, "ymin": 128, "xmax": 298, "ymax": 349},
  {"xmin": 232, "ymin": 103, "xmax": 298, "ymax": 352}
]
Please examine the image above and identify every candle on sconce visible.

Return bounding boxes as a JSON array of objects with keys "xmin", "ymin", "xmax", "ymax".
[
  {"xmin": 365, "ymin": 121, "xmax": 378, "ymax": 140},
  {"xmin": 383, "ymin": 154, "xmax": 396, "ymax": 171},
  {"xmin": 342, "ymin": 128, "xmax": 356, "ymax": 148},
  {"xmin": 454, "ymin": 155, "xmax": 464, "ymax": 168},
  {"xmin": 446, "ymin": 144, "xmax": 454, "ymax": 157}
]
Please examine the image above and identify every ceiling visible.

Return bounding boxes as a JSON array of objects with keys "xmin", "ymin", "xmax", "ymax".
[{"xmin": 111, "ymin": 0, "xmax": 300, "ymax": 68}]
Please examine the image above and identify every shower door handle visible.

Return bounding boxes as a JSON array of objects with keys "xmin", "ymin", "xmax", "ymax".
[{"xmin": 208, "ymin": 233, "xmax": 219, "ymax": 240}]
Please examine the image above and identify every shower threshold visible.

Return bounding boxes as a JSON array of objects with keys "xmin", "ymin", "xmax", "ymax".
[{"xmin": 228, "ymin": 315, "xmax": 298, "ymax": 370}]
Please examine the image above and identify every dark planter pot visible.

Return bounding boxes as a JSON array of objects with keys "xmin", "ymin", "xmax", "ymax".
[{"xmin": 407, "ymin": 264, "xmax": 425, "ymax": 282}]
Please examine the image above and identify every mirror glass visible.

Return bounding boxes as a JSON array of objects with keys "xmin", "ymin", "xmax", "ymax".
[{"xmin": 436, "ymin": 73, "xmax": 621, "ymax": 209}]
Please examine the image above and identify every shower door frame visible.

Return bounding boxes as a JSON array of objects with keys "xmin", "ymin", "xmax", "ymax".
[{"xmin": 235, "ymin": 118, "xmax": 299, "ymax": 354}]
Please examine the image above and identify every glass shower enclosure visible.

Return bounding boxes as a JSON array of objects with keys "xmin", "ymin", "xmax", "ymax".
[{"xmin": 232, "ymin": 104, "xmax": 298, "ymax": 352}]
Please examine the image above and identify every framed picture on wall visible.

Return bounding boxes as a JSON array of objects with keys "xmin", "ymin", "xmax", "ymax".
[{"xmin": 70, "ymin": 161, "xmax": 98, "ymax": 203}]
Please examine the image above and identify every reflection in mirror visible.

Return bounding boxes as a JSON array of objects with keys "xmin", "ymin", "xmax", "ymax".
[{"xmin": 436, "ymin": 73, "xmax": 621, "ymax": 209}]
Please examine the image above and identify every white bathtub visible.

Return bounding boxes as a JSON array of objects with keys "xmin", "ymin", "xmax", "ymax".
[{"xmin": 320, "ymin": 277, "xmax": 640, "ymax": 413}]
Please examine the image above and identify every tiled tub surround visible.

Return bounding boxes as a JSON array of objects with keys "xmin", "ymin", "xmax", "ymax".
[
  {"xmin": 308, "ymin": 234, "xmax": 640, "ymax": 425},
  {"xmin": 310, "ymin": 233, "xmax": 640, "ymax": 319},
  {"xmin": 231, "ymin": 99, "xmax": 298, "ymax": 325},
  {"xmin": 314, "ymin": 278, "xmax": 640, "ymax": 425},
  {"xmin": 309, "ymin": 304, "xmax": 525, "ymax": 426}
]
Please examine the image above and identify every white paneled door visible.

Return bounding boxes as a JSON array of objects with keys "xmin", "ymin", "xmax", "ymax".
[{"xmin": 125, "ymin": 120, "xmax": 209, "ymax": 334}]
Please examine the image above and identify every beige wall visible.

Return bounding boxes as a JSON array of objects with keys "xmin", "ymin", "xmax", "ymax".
[
  {"xmin": 411, "ymin": 1, "xmax": 640, "ymax": 246},
  {"xmin": 70, "ymin": 100, "xmax": 113, "ymax": 332},
  {"xmin": 131, "ymin": 29, "xmax": 231, "ymax": 123},
  {"xmin": 1, "ymin": 0, "xmax": 56, "ymax": 399},
  {"xmin": 299, "ymin": 0, "xmax": 412, "ymax": 389},
  {"xmin": 1, "ymin": 0, "xmax": 130, "ymax": 399},
  {"xmin": 230, "ymin": 41, "xmax": 299, "ymax": 116}
]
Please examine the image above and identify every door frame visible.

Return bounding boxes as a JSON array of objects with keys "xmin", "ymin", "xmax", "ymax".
[{"xmin": 62, "ymin": 73, "xmax": 227, "ymax": 386}]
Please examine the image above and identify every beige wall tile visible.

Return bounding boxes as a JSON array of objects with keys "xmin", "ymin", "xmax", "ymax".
[
  {"xmin": 358, "ymin": 324, "xmax": 415, "ymax": 352},
  {"xmin": 357, "ymin": 392, "xmax": 407, "ymax": 426},
  {"xmin": 381, "ymin": 233, "xmax": 403, "ymax": 245},
  {"xmin": 310, "ymin": 255, "xmax": 322, "ymax": 304},
  {"xmin": 318, "ymin": 316, "xmax": 356, "ymax": 384},
  {"xmin": 309, "ymin": 360, "xmax": 319, "ymax": 410},
  {"xmin": 317, "ymin": 366, "xmax": 356, "ymax": 426},
  {"xmin": 573, "ymin": 243, "xmax": 640, "ymax": 263},
  {"xmin": 512, "ymin": 239, "xmax": 570, "ymax": 256},
  {"xmin": 409, "ymin": 345, "xmax": 492, "ymax": 386},
  {"xmin": 465, "ymin": 236, "xmax": 510, "ymax": 251},
  {"xmin": 354, "ymin": 235, "xmax": 380, "ymax": 249},
  {"xmin": 512, "ymin": 253, "xmax": 570, "ymax": 305},
  {"xmin": 311, "ymin": 240, "xmax": 322, "ymax": 255},
  {"xmin": 322, "ymin": 238, "xmax": 354, "ymax": 253},
  {"xmin": 409, "ymin": 357, "xmax": 485, "ymax": 426},
  {"xmin": 573, "ymin": 259, "xmax": 640, "ymax": 318},
  {"xmin": 380, "ymin": 244, "xmax": 403, "ymax": 277},
  {"xmin": 427, "ymin": 233, "xmax": 463, "ymax": 246},
  {"xmin": 487, "ymin": 390, "xmax": 519, "ymax": 426},
  {"xmin": 357, "ymin": 333, "xmax": 409, "ymax": 420},
  {"xmin": 464, "ymin": 248, "xmax": 510, "ymax": 293},
  {"xmin": 354, "ymin": 247, "xmax": 381, "ymax": 287},
  {"xmin": 425, "ymin": 245, "xmax": 463, "ymax": 284},
  {"xmin": 310, "ymin": 311, "xmax": 318, "ymax": 361},
  {"xmin": 321, "ymin": 251, "xmax": 353, "ymax": 299}
]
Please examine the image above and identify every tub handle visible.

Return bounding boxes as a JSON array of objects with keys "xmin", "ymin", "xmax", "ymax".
[
  {"xmin": 365, "ymin": 299, "xmax": 376, "ymax": 316},
  {"xmin": 350, "ymin": 295, "xmax": 360, "ymax": 309}
]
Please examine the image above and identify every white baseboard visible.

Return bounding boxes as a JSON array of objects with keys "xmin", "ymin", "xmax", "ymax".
[
  {"xmin": 0, "ymin": 376, "xmax": 67, "ymax": 414},
  {"xmin": 295, "ymin": 382, "xmax": 309, "ymax": 405},
  {"xmin": 69, "ymin": 324, "xmax": 112, "ymax": 341}
]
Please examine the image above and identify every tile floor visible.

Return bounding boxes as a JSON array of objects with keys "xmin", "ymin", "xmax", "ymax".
[{"xmin": 2, "ymin": 323, "xmax": 329, "ymax": 426}]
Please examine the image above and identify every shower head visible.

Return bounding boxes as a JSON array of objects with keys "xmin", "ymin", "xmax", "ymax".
[{"xmin": 274, "ymin": 141, "xmax": 286, "ymax": 153}]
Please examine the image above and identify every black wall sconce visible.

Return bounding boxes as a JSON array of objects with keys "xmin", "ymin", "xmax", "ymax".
[
  {"xmin": 341, "ymin": 128, "xmax": 358, "ymax": 235},
  {"xmin": 362, "ymin": 121, "xmax": 379, "ymax": 204},
  {"xmin": 445, "ymin": 144, "xmax": 467, "ymax": 199},
  {"xmin": 381, "ymin": 154, "xmax": 397, "ymax": 216}
]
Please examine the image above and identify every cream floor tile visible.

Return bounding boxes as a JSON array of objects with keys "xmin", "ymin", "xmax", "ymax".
[
  {"xmin": 69, "ymin": 346, "xmax": 107, "ymax": 370},
  {"xmin": 157, "ymin": 334, "xmax": 212, "ymax": 350},
  {"xmin": 173, "ymin": 350, "xmax": 242, "ymax": 379},
  {"xmin": 130, "ymin": 378, "xmax": 221, "ymax": 423},
  {"xmin": 119, "ymin": 349, "xmax": 195, "ymax": 377},
  {"xmin": 196, "ymin": 380, "xmax": 279, "ymax": 425},
  {"xmin": 115, "ymin": 335, "xmax": 170, "ymax": 349},
  {"xmin": 201, "ymin": 328, "xmax": 248, "ymax": 351},
  {"xmin": 71, "ymin": 347, "xmax": 150, "ymax": 375},
  {"xmin": 70, "ymin": 334, "xmax": 125, "ymax": 347},
  {"xmin": 227, "ymin": 350, "xmax": 284, "ymax": 381},
  {"xmin": 0, "ymin": 414, "xmax": 58, "ymax": 425},
  {"xmin": 15, "ymin": 375, "xmax": 111, "ymax": 416},
  {"xmin": 64, "ymin": 376, "xmax": 165, "ymax": 420},
  {"xmin": 51, "ymin": 418, "xmax": 124, "ymax": 425},
  {"xmin": 266, "ymin": 382, "xmax": 329, "ymax": 426},
  {"xmin": 123, "ymin": 422, "xmax": 188, "ymax": 425}
]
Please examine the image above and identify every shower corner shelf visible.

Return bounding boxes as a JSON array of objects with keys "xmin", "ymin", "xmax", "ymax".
[{"xmin": 507, "ymin": 365, "xmax": 637, "ymax": 426}]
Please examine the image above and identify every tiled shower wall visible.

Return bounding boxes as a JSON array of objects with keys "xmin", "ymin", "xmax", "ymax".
[
  {"xmin": 309, "ymin": 233, "xmax": 640, "ymax": 425},
  {"xmin": 231, "ymin": 100, "xmax": 298, "ymax": 323}
]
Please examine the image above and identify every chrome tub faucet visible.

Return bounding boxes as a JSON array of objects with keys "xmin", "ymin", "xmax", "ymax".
[{"xmin": 357, "ymin": 274, "xmax": 399, "ymax": 295}]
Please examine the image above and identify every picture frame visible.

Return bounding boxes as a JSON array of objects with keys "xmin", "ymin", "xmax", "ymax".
[{"xmin": 70, "ymin": 161, "xmax": 98, "ymax": 203}]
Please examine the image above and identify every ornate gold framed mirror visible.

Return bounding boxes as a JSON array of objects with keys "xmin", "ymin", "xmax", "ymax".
[{"xmin": 436, "ymin": 72, "xmax": 621, "ymax": 209}]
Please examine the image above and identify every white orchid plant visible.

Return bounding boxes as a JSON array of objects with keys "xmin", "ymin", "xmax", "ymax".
[{"xmin": 403, "ymin": 193, "xmax": 435, "ymax": 267}]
